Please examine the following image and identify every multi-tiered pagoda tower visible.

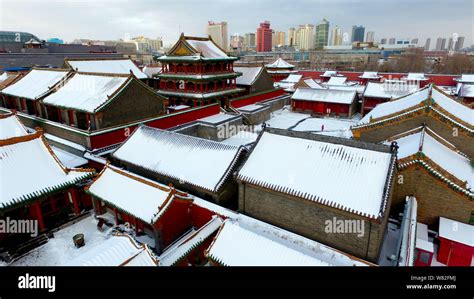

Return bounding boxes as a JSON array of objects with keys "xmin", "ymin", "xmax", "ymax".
[{"xmin": 157, "ymin": 34, "xmax": 243, "ymax": 107}]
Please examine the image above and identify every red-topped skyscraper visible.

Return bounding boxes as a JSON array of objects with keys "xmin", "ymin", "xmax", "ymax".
[{"xmin": 256, "ymin": 21, "xmax": 272, "ymax": 52}]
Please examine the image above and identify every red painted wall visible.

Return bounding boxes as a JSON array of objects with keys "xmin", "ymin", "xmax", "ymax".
[
  {"xmin": 292, "ymin": 99, "xmax": 350, "ymax": 116},
  {"xmin": 89, "ymin": 104, "xmax": 220, "ymax": 149},
  {"xmin": 153, "ymin": 199, "xmax": 193, "ymax": 248},
  {"xmin": 190, "ymin": 203, "xmax": 223, "ymax": 228},
  {"xmin": 271, "ymin": 74, "xmax": 289, "ymax": 82},
  {"xmin": 362, "ymin": 97, "xmax": 388, "ymax": 115},
  {"xmin": 230, "ymin": 89, "xmax": 285, "ymax": 108},
  {"xmin": 437, "ymin": 237, "xmax": 474, "ymax": 266}
]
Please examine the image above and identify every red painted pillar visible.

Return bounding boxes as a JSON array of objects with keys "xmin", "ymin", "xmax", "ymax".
[
  {"xmin": 69, "ymin": 189, "xmax": 81, "ymax": 215},
  {"xmin": 21, "ymin": 99, "xmax": 27, "ymax": 112},
  {"xmin": 55, "ymin": 107, "xmax": 62, "ymax": 123},
  {"xmin": 134, "ymin": 217, "xmax": 139, "ymax": 234},
  {"xmin": 114, "ymin": 208, "xmax": 119, "ymax": 225},
  {"xmin": 50, "ymin": 196, "xmax": 57, "ymax": 212},
  {"xmin": 33, "ymin": 202, "xmax": 45, "ymax": 231}
]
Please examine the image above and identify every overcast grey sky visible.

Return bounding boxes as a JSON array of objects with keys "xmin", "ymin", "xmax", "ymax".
[{"xmin": 0, "ymin": 0, "xmax": 472, "ymax": 47}]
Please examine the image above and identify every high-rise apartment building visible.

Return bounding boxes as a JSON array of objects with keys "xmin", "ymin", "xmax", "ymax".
[
  {"xmin": 274, "ymin": 31, "xmax": 286, "ymax": 47},
  {"xmin": 315, "ymin": 19, "xmax": 329, "ymax": 49},
  {"xmin": 230, "ymin": 34, "xmax": 244, "ymax": 50},
  {"xmin": 330, "ymin": 26, "xmax": 343, "ymax": 46},
  {"xmin": 435, "ymin": 37, "xmax": 447, "ymax": 50},
  {"xmin": 207, "ymin": 21, "xmax": 228, "ymax": 50},
  {"xmin": 288, "ymin": 27, "xmax": 297, "ymax": 46},
  {"xmin": 256, "ymin": 21, "xmax": 272, "ymax": 52},
  {"xmin": 351, "ymin": 25, "xmax": 365, "ymax": 42},
  {"xmin": 455, "ymin": 36, "xmax": 465, "ymax": 51},
  {"xmin": 365, "ymin": 31, "xmax": 375, "ymax": 43},
  {"xmin": 296, "ymin": 24, "xmax": 315, "ymax": 50},
  {"xmin": 447, "ymin": 38, "xmax": 454, "ymax": 51},
  {"xmin": 244, "ymin": 32, "xmax": 256, "ymax": 49},
  {"xmin": 424, "ymin": 38, "xmax": 431, "ymax": 51}
]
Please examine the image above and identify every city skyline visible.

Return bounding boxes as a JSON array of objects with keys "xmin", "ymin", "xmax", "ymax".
[{"xmin": 0, "ymin": 0, "xmax": 472, "ymax": 47}]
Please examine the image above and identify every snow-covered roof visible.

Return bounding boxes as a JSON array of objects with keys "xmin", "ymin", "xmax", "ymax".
[
  {"xmin": 237, "ymin": 104, "xmax": 267, "ymax": 112},
  {"xmin": 1, "ymin": 69, "xmax": 69, "ymax": 100},
  {"xmin": 281, "ymin": 74, "xmax": 303, "ymax": 83},
  {"xmin": 234, "ymin": 66, "xmax": 263, "ymax": 86},
  {"xmin": 292, "ymin": 88, "xmax": 356, "ymax": 104},
  {"xmin": 158, "ymin": 216, "xmax": 223, "ymax": 266},
  {"xmin": 112, "ymin": 126, "xmax": 245, "ymax": 193},
  {"xmin": 321, "ymin": 71, "xmax": 338, "ymax": 77},
  {"xmin": 455, "ymin": 74, "xmax": 474, "ymax": 84},
  {"xmin": 403, "ymin": 72, "xmax": 429, "ymax": 81},
  {"xmin": 0, "ymin": 72, "xmax": 8, "ymax": 82},
  {"xmin": 88, "ymin": 164, "xmax": 190, "ymax": 224},
  {"xmin": 186, "ymin": 38, "xmax": 228, "ymax": 58},
  {"xmin": 387, "ymin": 127, "xmax": 473, "ymax": 193},
  {"xmin": 265, "ymin": 58, "xmax": 294, "ymax": 69},
  {"xmin": 237, "ymin": 130, "xmax": 395, "ymax": 219},
  {"xmin": 0, "ymin": 113, "xmax": 29, "ymax": 140},
  {"xmin": 206, "ymin": 218, "xmax": 370, "ymax": 266},
  {"xmin": 327, "ymin": 76, "xmax": 347, "ymax": 86},
  {"xmin": 42, "ymin": 73, "xmax": 130, "ymax": 113},
  {"xmin": 0, "ymin": 72, "xmax": 21, "ymax": 90},
  {"xmin": 363, "ymin": 81, "xmax": 419, "ymax": 99},
  {"xmin": 358, "ymin": 85, "xmax": 473, "ymax": 130},
  {"xmin": 198, "ymin": 112, "xmax": 239, "ymax": 124},
  {"xmin": 359, "ymin": 71, "xmax": 380, "ymax": 79},
  {"xmin": 67, "ymin": 234, "xmax": 158, "ymax": 266},
  {"xmin": 459, "ymin": 84, "xmax": 474, "ymax": 98},
  {"xmin": 438, "ymin": 217, "xmax": 474, "ymax": 246},
  {"xmin": 301, "ymin": 78, "xmax": 325, "ymax": 89},
  {"xmin": 416, "ymin": 222, "xmax": 434, "ymax": 253},
  {"xmin": 66, "ymin": 59, "xmax": 147, "ymax": 79},
  {"xmin": 0, "ymin": 132, "xmax": 94, "ymax": 210},
  {"xmin": 142, "ymin": 66, "xmax": 162, "ymax": 78},
  {"xmin": 431, "ymin": 88, "xmax": 473, "ymax": 126},
  {"xmin": 359, "ymin": 86, "xmax": 430, "ymax": 124},
  {"xmin": 51, "ymin": 146, "xmax": 88, "ymax": 168},
  {"xmin": 0, "ymin": 72, "xmax": 18, "ymax": 85}
]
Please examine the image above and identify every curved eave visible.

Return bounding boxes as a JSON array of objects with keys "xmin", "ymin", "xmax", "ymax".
[
  {"xmin": 157, "ymin": 56, "xmax": 239, "ymax": 62},
  {"xmin": 398, "ymin": 159, "xmax": 474, "ymax": 198},
  {"xmin": 1, "ymin": 172, "xmax": 94, "ymax": 212},
  {"xmin": 236, "ymin": 176, "xmax": 383, "ymax": 221},
  {"xmin": 157, "ymin": 72, "xmax": 242, "ymax": 81}
]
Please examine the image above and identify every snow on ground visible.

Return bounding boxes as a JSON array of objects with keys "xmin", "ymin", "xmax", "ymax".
[
  {"xmin": 292, "ymin": 117, "xmax": 357, "ymax": 138},
  {"xmin": 264, "ymin": 107, "xmax": 310, "ymax": 130},
  {"xmin": 261, "ymin": 106, "xmax": 359, "ymax": 139},
  {"xmin": 11, "ymin": 215, "xmax": 108, "ymax": 266}
]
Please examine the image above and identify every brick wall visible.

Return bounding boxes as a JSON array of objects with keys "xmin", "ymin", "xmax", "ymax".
[
  {"xmin": 101, "ymin": 79, "xmax": 164, "ymax": 128},
  {"xmin": 393, "ymin": 166, "xmax": 473, "ymax": 227},
  {"xmin": 238, "ymin": 183, "xmax": 390, "ymax": 263}
]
